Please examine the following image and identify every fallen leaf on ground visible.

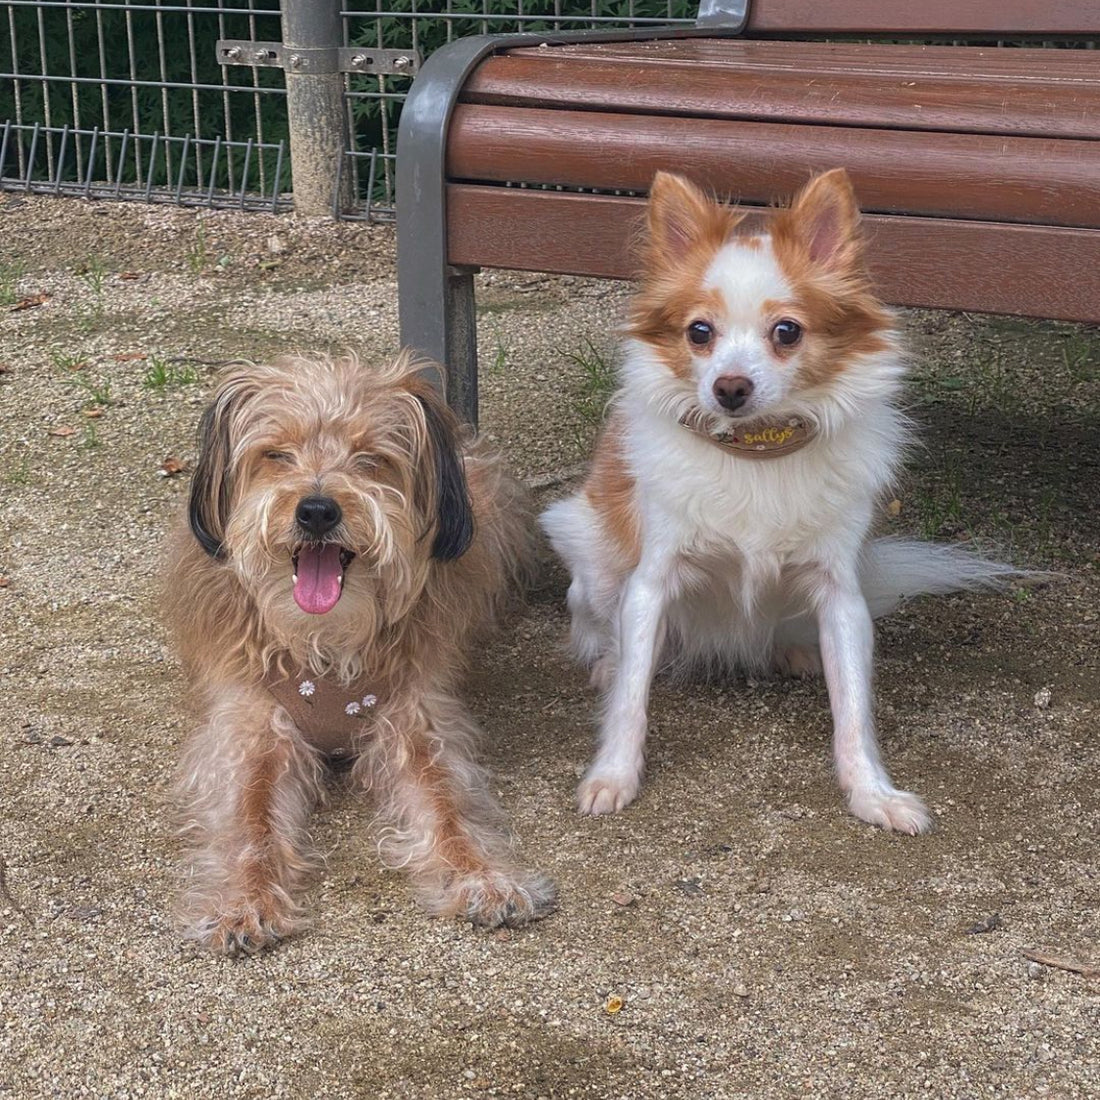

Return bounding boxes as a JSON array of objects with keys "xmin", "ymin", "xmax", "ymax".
[
  {"xmin": 118, "ymin": 271, "xmax": 141, "ymax": 281},
  {"xmin": 0, "ymin": 577, "xmax": 9, "ymax": 588},
  {"xmin": 673, "ymin": 878, "xmax": 703, "ymax": 897},
  {"xmin": 158, "ymin": 456, "xmax": 190, "ymax": 477},
  {"xmin": 610, "ymin": 890, "xmax": 636, "ymax": 907},
  {"xmin": 966, "ymin": 912, "xmax": 1003, "ymax": 935},
  {"xmin": 887, "ymin": 498, "xmax": 902, "ymax": 517},
  {"xmin": 12, "ymin": 292, "xmax": 51, "ymax": 311},
  {"xmin": 83, "ymin": 408, "xmax": 104, "ymax": 419},
  {"xmin": 604, "ymin": 995, "xmax": 624, "ymax": 1015},
  {"xmin": 0, "ymin": 363, "xmax": 10, "ymax": 374},
  {"xmin": 48, "ymin": 425, "xmax": 77, "ymax": 437}
]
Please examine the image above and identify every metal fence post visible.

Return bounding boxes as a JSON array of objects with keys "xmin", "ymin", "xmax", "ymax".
[{"xmin": 280, "ymin": 0, "xmax": 353, "ymax": 215}]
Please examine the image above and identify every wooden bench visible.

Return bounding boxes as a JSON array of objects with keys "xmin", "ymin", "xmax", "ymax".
[{"xmin": 395, "ymin": 2, "xmax": 1100, "ymax": 424}]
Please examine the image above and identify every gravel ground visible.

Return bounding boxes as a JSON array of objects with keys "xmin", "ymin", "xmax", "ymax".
[{"xmin": 1, "ymin": 195, "xmax": 1098, "ymax": 1099}]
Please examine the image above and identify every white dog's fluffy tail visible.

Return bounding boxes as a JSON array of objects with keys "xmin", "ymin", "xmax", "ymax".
[{"xmin": 860, "ymin": 537, "xmax": 1022, "ymax": 620}]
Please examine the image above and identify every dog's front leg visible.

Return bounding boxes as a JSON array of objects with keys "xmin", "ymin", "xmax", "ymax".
[
  {"xmin": 577, "ymin": 547, "xmax": 673, "ymax": 815},
  {"xmin": 176, "ymin": 690, "xmax": 324, "ymax": 954},
  {"xmin": 812, "ymin": 565, "xmax": 932, "ymax": 835},
  {"xmin": 364, "ymin": 696, "xmax": 556, "ymax": 929}
]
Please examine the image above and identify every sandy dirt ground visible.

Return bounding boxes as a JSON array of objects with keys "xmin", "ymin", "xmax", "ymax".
[{"xmin": 0, "ymin": 195, "xmax": 1098, "ymax": 1099}]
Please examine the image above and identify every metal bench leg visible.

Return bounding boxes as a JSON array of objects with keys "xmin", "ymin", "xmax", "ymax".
[
  {"xmin": 397, "ymin": 36, "xmax": 504, "ymax": 428},
  {"xmin": 398, "ymin": 249, "xmax": 479, "ymax": 427}
]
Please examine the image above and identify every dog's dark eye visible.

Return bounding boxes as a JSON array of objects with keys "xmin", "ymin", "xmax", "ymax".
[
  {"xmin": 687, "ymin": 320, "xmax": 714, "ymax": 347},
  {"xmin": 263, "ymin": 450, "xmax": 292, "ymax": 463},
  {"xmin": 772, "ymin": 319, "xmax": 803, "ymax": 348}
]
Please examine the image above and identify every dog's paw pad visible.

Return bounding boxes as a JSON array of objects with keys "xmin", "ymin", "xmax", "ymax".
[
  {"xmin": 576, "ymin": 770, "xmax": 640, "ymax": 816},
  {"xmin": 848, "ymin": 788, "xmax": 933, "ymax": 835}
]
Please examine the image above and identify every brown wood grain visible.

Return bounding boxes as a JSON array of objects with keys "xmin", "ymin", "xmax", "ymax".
[
  {"xmin": 463, "ymin": 44, "xmax": 1100, "ymax": 140},
  {"xmin": 445, "ymin": 185, "xmax": 1100, "ymax": 323},
  {"xmin": 743, "ymin": 0, "xmax": 1100, "ymax": 35},
  {"xmin": 449, "ymin": 106, "xmax": 1100, "ymax": 229},
  {"xmin": 494, "ymin": 39, "xmax": 1100, "ymax": 82}
]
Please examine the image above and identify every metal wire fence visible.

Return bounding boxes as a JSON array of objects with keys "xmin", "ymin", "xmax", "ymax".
[{"xmin": 0, "ymin": 1, "xmax": 697, "ymax": 217}]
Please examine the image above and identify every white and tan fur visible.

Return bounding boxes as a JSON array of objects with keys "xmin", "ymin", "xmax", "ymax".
[
  {"xmin": 542, "ymin": 170, "xmax": 1014, "ymax": 832},
  {"xmin": 166, "ymin": 351, "xmax": 554, "ymax": 954}
]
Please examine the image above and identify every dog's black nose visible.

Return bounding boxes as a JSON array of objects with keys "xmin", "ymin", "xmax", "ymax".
[
  {"xmin": 713, "ymin": 375, "xmax": 754, "ymax": 412},
  {"xmin": 295, "ymin": 495, "xmax": 342, "ymax": 536}
]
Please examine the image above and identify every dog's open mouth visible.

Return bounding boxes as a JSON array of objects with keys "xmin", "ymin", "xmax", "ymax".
[{"xmin": 291, "ymin": 543, "xmax": 355, "ymax": 615}]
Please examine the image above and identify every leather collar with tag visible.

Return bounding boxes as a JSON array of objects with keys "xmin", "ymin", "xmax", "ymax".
[{"xmin": 679, "ymin": 410, "xmax": 817, "ymax": 459}]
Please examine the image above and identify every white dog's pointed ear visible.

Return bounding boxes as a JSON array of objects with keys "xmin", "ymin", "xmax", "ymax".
[
  {"xmin": 189, "ymin": 375, "xmax": 253, "ymax": 559},
  {"xmin": 776, "ymin": 168, "xmax": 864, "ymax": 273},
  {"xmin": 414, "ymin": 386, "xmax": 474, "ymax": 562},
  {"xmin": 644, "ymin": 171, "xmax": 742, "ymax": 267},
  {"xmin": 646, "ymin": 172, "xmax": 715, "ymax": 259}
]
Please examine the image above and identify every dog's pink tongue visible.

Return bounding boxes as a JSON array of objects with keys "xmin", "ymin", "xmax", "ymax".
[{"xmin": 293, "ymin": 544, "xmax": 343, "ymax": 614}]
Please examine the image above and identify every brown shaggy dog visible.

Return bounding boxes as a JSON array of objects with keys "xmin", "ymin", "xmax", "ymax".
[{"xmin": 165, "ymin": 351, "xmax": 555, "ymax": 954}]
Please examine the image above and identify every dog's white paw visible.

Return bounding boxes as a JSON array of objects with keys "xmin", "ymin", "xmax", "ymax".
[
  {"xmin": 848, "ymin": 787, "xmax": 933, "ymax": 835},
  {"xmin": 772, "ymin": 644, "xmax": 822, "ymax": 679},
  {"xmin": 577, "ymin": 767, "xmax": 641, "ymax": 815}
]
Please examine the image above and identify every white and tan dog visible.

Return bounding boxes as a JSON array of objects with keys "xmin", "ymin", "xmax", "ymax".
[
  {"xmin": 167, "ymin": 351, "xmax": 554, "ymax": 954},
  {"xmin": 543, "ymin": 170, "xmax": 1013, "ymax": 833}
]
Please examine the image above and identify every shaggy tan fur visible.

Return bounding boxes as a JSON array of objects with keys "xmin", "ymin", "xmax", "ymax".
[{"xmin": 166, "ymin": 351, "xmax": 555, "ymax": 954}]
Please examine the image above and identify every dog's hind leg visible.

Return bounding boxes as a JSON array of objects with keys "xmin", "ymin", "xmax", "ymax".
[
  {"xmin": 772, "ymin": 612, "xmax": 822, "ymax": 679},
  {"xmin": 542, "ymin": 493, "xmax": 624, "ymax": 688},
  {"xmin": 175, "ymin": 689, "xmax": 324, "ymax": 954},
  {"xmin": 362, "ymin": 692, "xmax": 556, "ymax": 929}
]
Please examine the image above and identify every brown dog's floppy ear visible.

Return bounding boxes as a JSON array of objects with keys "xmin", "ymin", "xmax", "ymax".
[
  {"xmin": 416, "ymin": 389, "xmax": 474, "ymax": 562},
  {"xmin": 188, "ymin": 377, "xmax": 250, "ymax": 559}
]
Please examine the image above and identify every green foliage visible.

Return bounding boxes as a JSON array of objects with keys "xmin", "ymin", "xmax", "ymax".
[
  {"xmin": 563, "ymin": 337, "xmax": 617, "ymax": 427},
  {"xmin": 0, "ymin": 2, "xmax": 286, "ymax": 190},
  {"xmin": 54, "ymin": 354, "xmax": 114, "ymax": 406},
  {"xmin": 0, "ymin": 260, "xmax": 25, "ymax": 306},
  {"xmin": 142, "ymin": 355, "xmax": 198, "ymax": 389},
  {"xmin": 2, "ymin": 3, "xmax": 696, "ymax": 201}
]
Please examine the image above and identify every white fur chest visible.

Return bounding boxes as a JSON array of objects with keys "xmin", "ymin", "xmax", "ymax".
[{"xmin": 624, "ymin": 399, "xmax": 904, "ymax": 571}]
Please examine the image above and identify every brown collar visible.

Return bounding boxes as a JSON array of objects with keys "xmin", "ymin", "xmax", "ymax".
[
  {"xmin": 263, "ymin": 669, "xmax": 378, "ymax": 757},
  {"xmin": 679, "ymin": 411, "xmax": 817, "ymax": 459}
]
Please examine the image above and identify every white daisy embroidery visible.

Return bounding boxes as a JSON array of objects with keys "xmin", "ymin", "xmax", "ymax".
[
  {"xmin": 361, "ymin": 694, "xmax": 377, "ymax": 708},
  {"xmin": 298, "ymin": 680, "xmax": 316, "ymax": 698},
  {"xmin": 345, "ymin": 701, "xmax": 362, "ymax": 716}
]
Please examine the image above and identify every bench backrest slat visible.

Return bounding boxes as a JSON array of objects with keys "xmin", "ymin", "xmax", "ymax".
[{"xmin": 746, "ymin": 0, "xmax": 1100, "ymax": 36}]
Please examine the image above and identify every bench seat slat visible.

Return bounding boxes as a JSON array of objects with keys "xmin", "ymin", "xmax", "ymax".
[
  {"xmin": 448, "ymin": 106, "xmax": 1100, "ymax": 229},
  {"xmin": 463, "ymin": 42, "xmax": 1100, "ymax": 140},
  {"xmin": 446, "ymin": 184, "xmax": 1100, "ymax": 324}
]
